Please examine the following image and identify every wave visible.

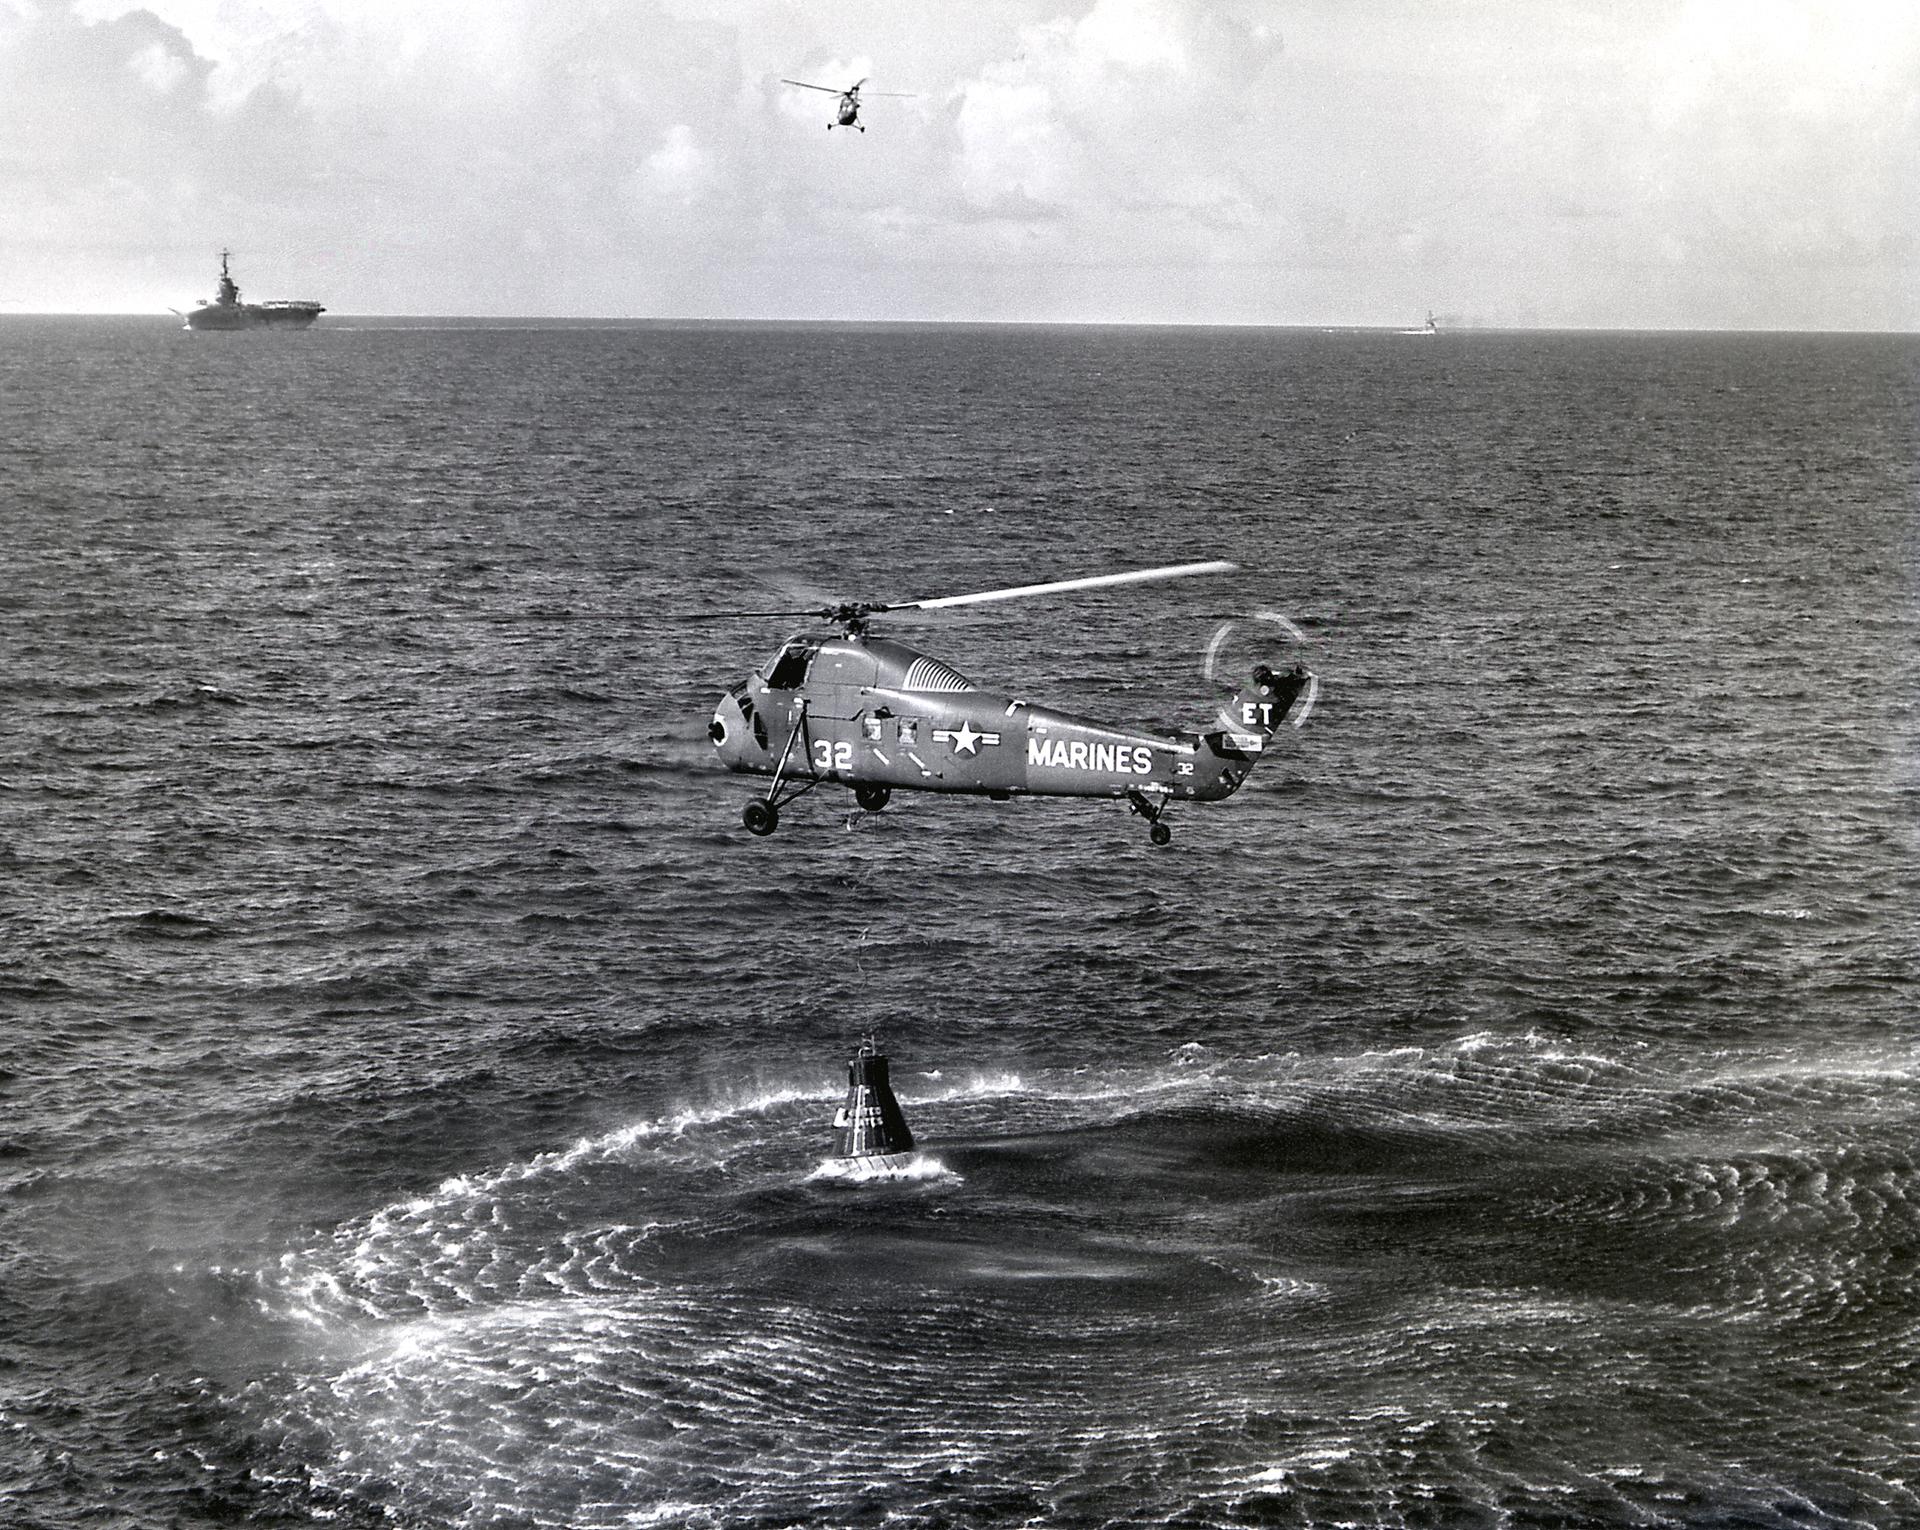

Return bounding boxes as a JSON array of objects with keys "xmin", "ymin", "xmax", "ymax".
[{"xmin": 122, "ymin": 909, "xmax": 223, "ymax": 940}]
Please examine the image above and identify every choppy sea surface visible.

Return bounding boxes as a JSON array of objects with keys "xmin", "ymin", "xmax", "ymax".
[{"xmin": 2, "ymin": 316, "xmax": 1916, "ymax": 1528}]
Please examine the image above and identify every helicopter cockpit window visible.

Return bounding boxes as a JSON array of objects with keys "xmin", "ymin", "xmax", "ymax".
[{"xmin": 763, "ymin": 640, "xmax": 817, "ymax": 690}]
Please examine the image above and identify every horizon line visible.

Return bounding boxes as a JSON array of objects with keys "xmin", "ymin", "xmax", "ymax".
[{"xmin": 1, "ymin": 310, "xmax": 1915, "ymax": 337}]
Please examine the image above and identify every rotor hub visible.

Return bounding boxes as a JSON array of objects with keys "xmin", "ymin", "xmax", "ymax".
[{"xmin": 823, "ymin": 600, "xmax": 886, "ymax": 633}]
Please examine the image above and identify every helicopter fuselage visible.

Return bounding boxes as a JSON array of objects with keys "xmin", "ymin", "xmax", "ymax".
[{"xmin": 708, "ymin": 632, "xmax": 1296, "ymax": 809}]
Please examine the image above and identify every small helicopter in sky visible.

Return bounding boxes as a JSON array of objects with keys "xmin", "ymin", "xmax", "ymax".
[
  {"xmin": 780, "ymin": 76, "xmax": 914, "ymax": 132},
  {"xmin": 697, "ymin": 562, "xmax": 1313, "ymax": 844}
]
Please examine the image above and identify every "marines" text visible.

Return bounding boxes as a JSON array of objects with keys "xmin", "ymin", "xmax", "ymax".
[{"xmin": 1028, "ymin": 737, "xmax": 1155, "ymax": 775}]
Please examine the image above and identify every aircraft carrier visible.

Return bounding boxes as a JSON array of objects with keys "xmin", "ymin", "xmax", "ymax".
[{"xmin": 182, "ymin": 250, "xmax": 324, "ymax": 330}]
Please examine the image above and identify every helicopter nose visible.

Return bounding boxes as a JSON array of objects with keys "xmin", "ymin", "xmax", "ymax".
[
  {"xmin": 709, "ymin": 688, "xmax": 761, "ymax": 771},
  {"xmin": 709, "ymin": 694, "xmax": 740, "ymax": 761}
]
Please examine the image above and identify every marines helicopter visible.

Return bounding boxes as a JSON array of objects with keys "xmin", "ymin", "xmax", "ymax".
[
  {"xmin": 699, "ymin": 562, "xmax": 1313, "ymax": 845},
  {"xmin": 780, "ymin": 76, "xmax": 913, "ymax": 132}
]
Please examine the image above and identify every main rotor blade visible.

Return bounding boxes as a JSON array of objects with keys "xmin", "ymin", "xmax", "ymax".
[
  {"xmin": 781, "ymin": 78, "xmax": 841, "ymax": 93},
  {"xmin": 676, "ymin": 607, "xmax": 826, "ymax": 621},
  {"xmin": 892, "ymin": 560, "xmax": 1238, "ymax": 613}
]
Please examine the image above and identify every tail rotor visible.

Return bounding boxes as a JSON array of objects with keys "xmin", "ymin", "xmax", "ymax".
[{"xmin": 1203, "ymin": 612, "xmax": 1318, "ymax": 734}]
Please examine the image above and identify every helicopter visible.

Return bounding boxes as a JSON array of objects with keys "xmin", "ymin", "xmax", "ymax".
[
  {"xmin": 780, "ymin": 76, "xmax": 913, "ymax": 132},
  {"xmin": 698, "ymin": 562, "xmax": 1313, "ymax": 845}
]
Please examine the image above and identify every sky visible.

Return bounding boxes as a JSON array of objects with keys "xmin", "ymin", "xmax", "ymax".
[{"xmin": 0, "ymin": 0, "xmax": 1914, "ymax": 327}]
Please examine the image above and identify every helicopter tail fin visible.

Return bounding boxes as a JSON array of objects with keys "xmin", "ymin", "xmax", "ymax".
[
  {"xmin": 1186, "ymin": 665, "xmax": 1311, "ymax": 802},
  {"xmin": 1213, "ymin": 664, "xmax": 1311, "ymax": 751}
]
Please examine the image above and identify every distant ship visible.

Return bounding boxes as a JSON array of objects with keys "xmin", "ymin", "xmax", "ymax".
[
  {"xmin": 1397, "ymin": 310, "xmax": 1439, "ymax": 336},
  {"xmin": 181, "ymin": 250, "xmax": 324, "ymax": 330}
]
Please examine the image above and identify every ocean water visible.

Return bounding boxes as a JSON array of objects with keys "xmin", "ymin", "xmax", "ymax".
[{"xmin": 1, "ymin": 316, "xmax": 1916, "ymax": 1528}]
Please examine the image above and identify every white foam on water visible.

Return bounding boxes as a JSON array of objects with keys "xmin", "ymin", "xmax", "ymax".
[
  {"xmin": 493, "ymin": 1082, "xmax": 834, "ymax": 1188},
  {"xmin": 903, "ymin": 1070, "xmax": 1026, "ymax": 1103},
  {"xmin": 620, "ymin": 1502, "xmax": 709, "ymax": 1527},
  {"xmin": 805, "ymin": 1153, "xmax": 960, "ymax": 1184},
  {"xmin": 267, "ymin": 1083, "xmax": 842, "ymax": 1314},
  {"xmin": 1252, "ymin": 1272, "xmax": 1325, "ymax": 1303}
]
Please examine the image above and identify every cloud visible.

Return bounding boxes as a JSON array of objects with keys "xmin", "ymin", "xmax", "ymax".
[
  {"xmin": 126, "ymin": 33, "xmax": 188, "ymax": 91},
  {"xmin": 953, "ymin": 0, "xmax": 1281, "ymax": 226},
  {"xmin": 0, "ymin": 0, "xmax": 1913, "ymax": 324},
  {"xmin": 637, "ymin": 123, "xmax": 716, "ymax": 205},
  {"xmin": 1, "ymin": 5, "xmax": 213, "ymax": 181},
  {"xmin": 955, "ymin": 74, "xmax": 1078, "ymax": 215}
]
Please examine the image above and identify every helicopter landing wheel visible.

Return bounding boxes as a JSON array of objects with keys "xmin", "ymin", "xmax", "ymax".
[
  {"xmin": 855, "ymin": 784, "xmax": 891, "ymax": 812},
  {"xmin": 743, "ymin": 800, "xmax": 779, "ymax": 836},
  {"xmin": 1128, "ymin": 788, "xmax": 1171, "ymax": 844}
]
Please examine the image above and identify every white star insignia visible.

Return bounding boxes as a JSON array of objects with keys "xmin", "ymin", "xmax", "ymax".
[{"xmin": 951, "ymin": 720, "xmax": 981, "ymax": 755}]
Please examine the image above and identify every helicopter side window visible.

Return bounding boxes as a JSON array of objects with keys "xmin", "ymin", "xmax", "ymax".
[
  {"xmin": 897, "ymin": 718, "xmax": 920, "ymax": 745},
  {"xmin": 763, "ymin": 641, "xmax": 817, "ymax": 690}
]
